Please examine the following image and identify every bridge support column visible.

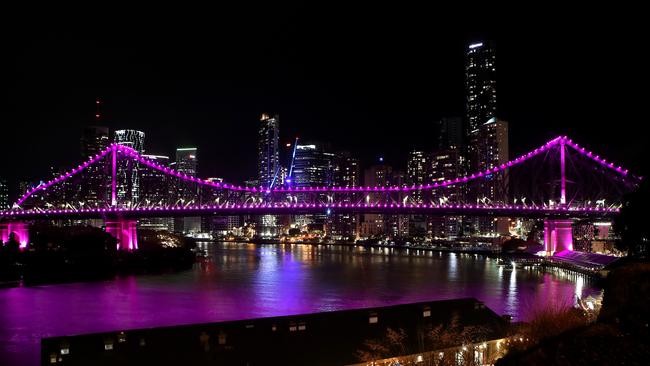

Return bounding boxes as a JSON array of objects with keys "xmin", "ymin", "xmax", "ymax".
[
  {"xmin": 105, "ymin": 219, "xmax": 138, "ymax": 251},
  {"xmin": 0, "ymin": 222, "xmax": 29, "ymax": 250},
  {"xmin": 544, "ymin": 219, "xmax": 573, "ymax": 254}
]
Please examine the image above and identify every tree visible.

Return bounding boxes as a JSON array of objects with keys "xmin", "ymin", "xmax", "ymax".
[{"xmin": 614, "ymin": 175, "xmax": 649, "ymax": 256}]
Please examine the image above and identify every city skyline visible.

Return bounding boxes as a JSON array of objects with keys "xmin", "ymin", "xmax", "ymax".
[{"xmin": 4, "ymin": 11, "xmax": 646, "ymax": 193}]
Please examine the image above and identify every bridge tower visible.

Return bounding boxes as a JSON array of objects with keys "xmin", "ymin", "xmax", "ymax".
[
  {"xmin": 0, "ymin": 222, "xmax": 29, "ymax": 249},
  {"xmin": 544, "ymin": 137, "xmax": 573, "ymax": 254},
  {"xmin": 105, "ymin": 219, "xmax": 138, "ymax": 251}
]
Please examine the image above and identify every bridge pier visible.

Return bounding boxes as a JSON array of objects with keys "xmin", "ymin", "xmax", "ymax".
[
  {"xmin": 0, "ymin": 222, "xmax": 29, "ymax": 249},
  {"xmin": 105, "ymin": 219, "xmax": 138, "ymax": 251},
  {"xmin": 544, "ymin": 219, "xmax": 573, "ymax": 254}
]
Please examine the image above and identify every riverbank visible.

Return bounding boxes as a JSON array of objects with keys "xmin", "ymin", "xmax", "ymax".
[
  {"xmin": 209, "ymin": 238, "xmax": 616, "ymax": 277},
  {"xmin": 211, "ymin": 237, "xmax": 501, "ymax": 256}
]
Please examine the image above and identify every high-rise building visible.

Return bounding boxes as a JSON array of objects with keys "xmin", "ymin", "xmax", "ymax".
[
  {"xmin": 114, "ymin": 130, "xmax": 145, "ymax": 205},
  {"xmin": 114, "ymin": 130, "xmax": 145, "ymax": 153},
  {"xmin": 429, "ymin": 149, "xmax": 463, "ymax": 239},
  {"xmin": 466, "ymin": 41, "xmax": 497, "ymax": 141},
  {"xmin": 80, "ymin": 126, "xmax": 110, "ymax": 206},
  {"xmin": 438, "ymin": 117, "xmax": 464, "ymax": 151},
  {"xmin": 360, "ymin": 163, "xmax": 393, "ymax": 239},
  {"xmin": 476, "ymin": 118, "xmax": 509, "ymax": 235},
  {"xmin": 466, "ymin": 41, "xmax": 497, "ymax": 177},
  {"xmin": 257, "ymin": 114, "xmax": 280, "ymax": 237},
  {"xmin": 293, "ymin": 143, "xmax": 336, "ymax": 232},
  {"xmin": 140, "ymin": 155, "xmax": 173, "ymax": 231},
  {"xmin": 293, "ymin": 144, "xmax": 336, "ymax": 188},
  {"xmin": 81, "ymin": 126, "xmax": 110, "ymax": 159},
  {"xmin": 175, "ymin": 148, "xmax": 198, "ymax": 176},
  {"xmin": 327, "ymin": 152, "xmax": 360, "ymax": 240},
  {"xmin": 258, "ymin": 113, "xmax": 280, "ymax": 188},
  {"xmin": 0, "ymin": 178, "xmax": 9, "ymax": 210},
  {"xmin": 173, "ymin": 147, "xmax": 200, "ymax": 233},
  {"xmin": 407, "ymin": 150, "xmax": 429, "ymax": 202}
]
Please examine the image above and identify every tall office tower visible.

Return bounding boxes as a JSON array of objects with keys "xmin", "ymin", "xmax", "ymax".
[
  {"xmin": 257, "ymin": 114, "xmax": 280, "ymax": 237},
  {"xmin": 293, "ymin": 144, "xmax": 336, "ymax": 188},
  {"xmin": 0, "ymin": 178, "xmax": 9, "ymax": 210},
  {"xmin": 140, "ymin": 155, "xmax": 173, "ymax": 231},
  {"xmin": 258, "ymin": 113, "xmax": 280, "ymax": 188},
  {"xmin": 406, "ymin": 151, "xmax": 429, "ymax": 239},
  {"xmin": 465, "ymin": 41, "xmax": 497, "ymax": 181},
  {"xmin": 438, "ymin": 117, "xmax": 464, "ymax": 151},
  {"xmin": 81, "ymin": 126, "xmax": 110, "ymax": 159},
  {"xmin": 114, "ymin": 130, "xmax": 145, "ymax": 205},
  {"xmin": 175, "ymin": 148, "xmax": 198, "ymax": 176},
  {"xmin": 407, "ymin": 150, "xmax": 429, "ymax": 203},
  {"xmin": 476, "ymin": 118, "xmax": 509, "ymax": 235},
  {"xmin": 80, "ymin": 126, "xmax": 110, "ymax": 206},
  {"xmin": 114, "ymin": 129, "xmax": 145, "ymax": 152},
  {"xmin": 360, "ymin": 162, "xmax": 394, "ymax": 239},
  {"xmin": 429, "ymin": 149, "xmax": 463, "ymax": 239},
  {"xmin": 465, "ymin": 41, "xmax": 498, "ymax": 236},
  {"xmin": 173, "ymin": 147, "xmax": 200, "ymax": 233},
  {"xmin": 327, "ymin": 152, "xmax": 360, "ymax": 241},
  {"xmin": 465, "ymin": 41, "xmax": 497, "ymax": 144},
  {"xmin": 292, "ymin": 143, "xmax": 336, "ymax": 231}
]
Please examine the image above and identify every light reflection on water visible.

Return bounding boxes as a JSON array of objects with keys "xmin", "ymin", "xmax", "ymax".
[{"xmin": 0, "ymin": 242, "xmax": 602, "ymax": 366}]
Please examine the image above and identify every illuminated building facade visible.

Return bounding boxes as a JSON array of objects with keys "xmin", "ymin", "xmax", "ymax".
[
  {"xmin": 114, "ymin": 129, "xmax": 145, "ymax": 205},
  {"xmin": 327, "ymin": 153, "xmax": 360, "ymax": 240},
  {"xmin": 429, "ymin": 149, "xmax": 463, "ymax": 238},
  {"xmin": 174, "ymin": 147, "xmax": 200, "ymax": 233},
  {"xmin": 80, "ymin": 126, "xmax": 110, "ymax": 206},
  {"xmin": 258, "ymin": 113, "xmax": 280, "ymax": 188},
  {"xmin": 257, "ymin": 114, "xmax": 280, "ymax": 236},
  {"xmin": 0, "ymin": 178, "xmax": 8, "ymax": 210},
  {"xmin": 140, "ymin": 155, "xmax": 173, "ymax": 231}
]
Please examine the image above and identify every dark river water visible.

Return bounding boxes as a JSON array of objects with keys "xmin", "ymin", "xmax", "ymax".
[{"xmin": 0, "ymin": 242, "xmax": 602, "ymax": 365}]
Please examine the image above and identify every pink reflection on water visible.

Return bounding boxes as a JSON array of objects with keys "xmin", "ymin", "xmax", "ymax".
[{"xmin": 0, "ymin": 243, "xmax": 601, "ymax": 366}]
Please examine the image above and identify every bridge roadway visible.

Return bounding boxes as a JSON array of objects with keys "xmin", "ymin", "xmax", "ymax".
[{"xmin": 0, "ymin": 203, "xmax": 619, "ymax": 220}]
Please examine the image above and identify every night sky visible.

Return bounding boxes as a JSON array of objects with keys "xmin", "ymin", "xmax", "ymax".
[{"xmin": 4, "ymin": 6, "xmax": 646, "ymax": 198}]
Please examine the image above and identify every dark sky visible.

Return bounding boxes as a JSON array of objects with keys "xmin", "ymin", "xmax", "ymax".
[{"xmin": 3, "ymin": 6, "xmax": 647, "ymax": 198}]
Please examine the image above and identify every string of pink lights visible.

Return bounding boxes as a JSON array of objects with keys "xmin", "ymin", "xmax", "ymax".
[
  {"xmin": 0, "ymin": 203, "xmax": 619, "ymax": 218},
  {"xmin": 12, "ymin": 135, "xmax": 640, "ymax": 208}
]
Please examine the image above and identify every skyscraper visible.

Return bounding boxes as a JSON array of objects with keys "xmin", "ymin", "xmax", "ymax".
[
  {"xmin": 114, "ymin": 129, "xmax": 145, "ymax": 205},
  {"xmin": 465, "ymin": 41, "xmax": 497, "ymax": 139},
  {"xmin": 80, "ymin": 126, "xmax": 110, "ymax": 206},
  {"xmin": 292, "ymin": 144, "xmax": 336, "ymax": 188},
  {"xmin": 327, "ymin": 152, "xmax": 360, "ymax": 240},
  {"xmin": 258, "ymin": 113, "xmax": 280, "ymax": 188},
  {"xmin": 114, "ymin": 130, "xmax": 145, "ymax": 153},
  {"xmin": 466, "ymin": 41, "xmax": 497, "ymax": 175},
  {"xmin": 438, "ymin": 117, "xmax": 464, "ymax": 151},
  {"xmin": 0, "ymin": 178, "xmax": 9, "ymax": 210},
  {"xmin": 407, "ymin": 150, "xmax": 429, "ymax": 202},
  {"xmin": 81, "ymin": 126, "xmax": 109, "ymax": 159},
  {"xmin": 476, "ymin": 118, "xmax": 509, "ymax": 235},
  {"xmin": 140, "ymin": 155, "xmax": 173, "ymax": 231},
  {"xmin": 257, "ymin": 114, "xmax": 280, "ymax": 237},
  {"xmin": 464, "ymin": 41, "xmax": 506, "ymax": 236},
  {"xmin": 429, "ymin": 149, "xmax": 463, "ymax": 238},
  {"xmin": 175, "ymin": 148, "xmax": 198, "ymax": 176},
  {"xmin": 292, "ymin": 143, "xmax": 336, "ymax": 232},
  {"xmin": 360, "ymin": 163, "xmax": 394, "ymax": 239},
  {"xmin": 174, "ymin": 147, "xmax": 200, "ymax": 233}
]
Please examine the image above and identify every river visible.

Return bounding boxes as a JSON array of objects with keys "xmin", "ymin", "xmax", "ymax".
[{"xmin": 0, "ymin": 242, "xmax": 602, "ymax": 365}]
